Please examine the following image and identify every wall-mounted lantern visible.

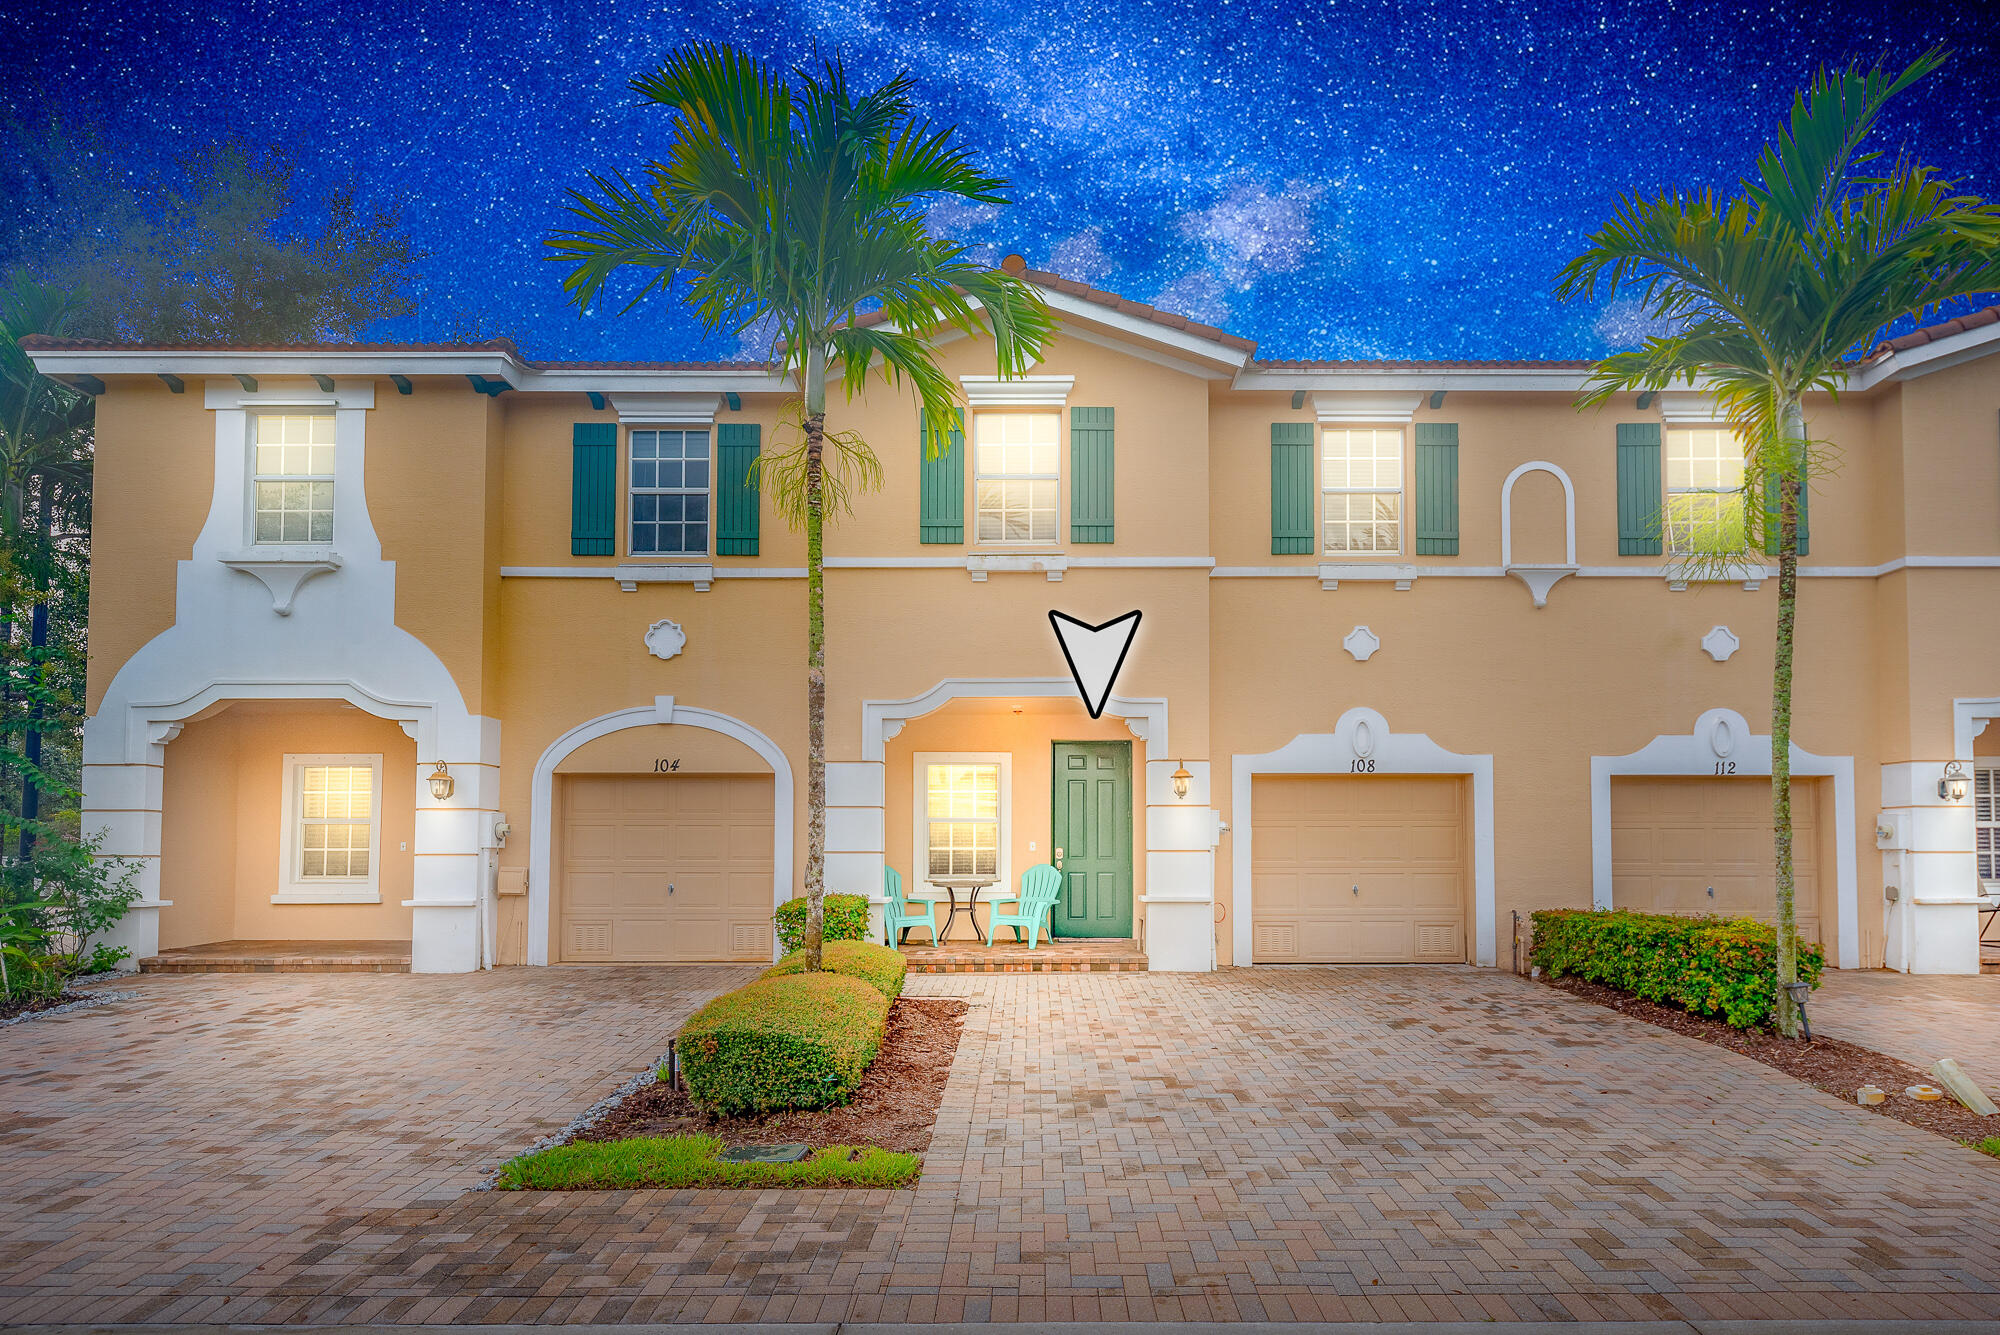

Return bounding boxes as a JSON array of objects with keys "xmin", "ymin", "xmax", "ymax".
[
  {"xmin": 429, "ymin": 760, "xmax": 456, "ymax": 801},
  {"xmin": 1940, "ymin": 760, "xmax": 1970, "ymax": 803},
  {"xmin": 1171, "ymin": 761, "xmax": 1192, "ymax": 800}
]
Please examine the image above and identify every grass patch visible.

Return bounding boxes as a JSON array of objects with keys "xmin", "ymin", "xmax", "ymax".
[
  {"xmin": 1972, "ymin": 1137, "xmax": 2000, "ymax": 1160},
  {"xmin": 495, "ymin": 1133, "xmax": 920, "ymax": 1190}
]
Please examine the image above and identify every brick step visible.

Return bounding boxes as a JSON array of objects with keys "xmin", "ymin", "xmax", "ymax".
[
  {"xmin": 140, "ymin": 940, "xmax": 412, "ymax": 973},
  {"xmin": 898, "ymin": 939, "xmax": 1147, "ymax": 973},
  {"xmin": 141, "ymin": 957, "xmax": 411, "ymax": 973}
]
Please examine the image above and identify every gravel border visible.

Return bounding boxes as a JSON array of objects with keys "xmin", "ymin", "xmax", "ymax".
[{"xmin": 0, "ymin": 987, "xmax": 140, "ymax": 1029}]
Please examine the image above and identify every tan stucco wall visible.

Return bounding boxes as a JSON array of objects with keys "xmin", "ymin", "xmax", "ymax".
[{"xmin": 157, "ymin": 702, "xmax": 417, "ymax": 947}]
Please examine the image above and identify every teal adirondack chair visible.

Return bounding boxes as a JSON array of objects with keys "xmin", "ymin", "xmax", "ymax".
[
  {"xmin": 881, "ymin": 866, "xmax": 938, "ymax": 947},
  {"xmin": 988, "ymin": 863, "xmax": 1061, "ymax": 949}
]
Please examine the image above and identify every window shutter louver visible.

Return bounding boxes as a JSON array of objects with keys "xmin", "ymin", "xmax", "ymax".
[
  {"xmin": 919, "ymin": 409, "xmax": 964, "ymax": 544},
  {"xmin": 715, "ymin": 422, "xmax": 761, "ymax": 555},
  {"xmin": 1270, "ymin": 422, "xmax": 1314, "ymax": 554},
  {"xmin": 1615, "ymin": 422, "xmax": 1664, "ymax": 556},
  {"xmin": 1413, "ymin": 422, "xmax": 1460, "ymax": 555},
  {"xmin": 1761, "ymin": 465, "xmax": 1811, "ymax": 558},
  {"xmin": 1070, "ymin": 406, "xmax": 1115, "ymax": 542},
  {"xmin": 570, "ymin": 422, "xmax": 617, "ymax": 556}
]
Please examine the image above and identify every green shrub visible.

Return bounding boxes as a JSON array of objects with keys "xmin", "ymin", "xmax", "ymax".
[
  {"xmin": 679, "ymin": 973, "xmax": 888, "ymax": 1114},
  {"xmin": 762, "ymin": 939, "xmax": 906, "ymax": 1000},
  {"xmin": 1529, "ymin": 909, "xmax": 1824, "ymax": 1029},
  {"xmin": 495, "ymin": 1133, "xmax": 920, "ymax": 1190},
  {"xmin": 772, "ymin": 893, "xmax": 871, "ymax": 953}
]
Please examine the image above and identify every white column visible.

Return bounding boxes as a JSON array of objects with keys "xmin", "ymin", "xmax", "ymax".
[
  {"xmin": 826, "ymin": 761, "xmax": 888, "ymax": 939},
  {"xmin": 79, "ymin": 748, "xmax": 168, "ymax": 969},
  {"xmin": 1143, "ymin": 759, "xmax": 1217, "ymax": 971},
  {"xmin": 408, "ymin": 716, "xmax": 502, "ymax": 973},
  {"xmin": 1880, "ymin": 761, "xmax": 1981, "ymax": 974}
]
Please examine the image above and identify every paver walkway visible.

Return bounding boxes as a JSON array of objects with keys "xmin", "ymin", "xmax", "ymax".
[
  {"xmin": 4, "ymin": 966, "xmax": 2000, "ymax": 1325},
  {"xmin": 1813, "ymin": 968, "xmax": 2000, "ymax": 1098}
]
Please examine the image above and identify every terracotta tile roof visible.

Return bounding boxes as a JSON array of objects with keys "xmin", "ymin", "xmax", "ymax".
[
  {"xmin": 844, "ymin": 265, "xmax": 1259, "ymax": 355},
  {"xmin": 1866, "ymin": 303, "xmax": 2000, "ymax": 360},
  {"xmin": 1251, "ymin": 357, "xmax": 1596, "ymax": 371},
  {"xmin": 18, "ymin": 334, "xmax": 529, "ymax": 356}
]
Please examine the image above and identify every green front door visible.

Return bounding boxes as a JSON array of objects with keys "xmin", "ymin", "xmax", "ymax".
[{"xmin": 1051, "ymin": 741, "xmax": 1134, "ymax": 938}]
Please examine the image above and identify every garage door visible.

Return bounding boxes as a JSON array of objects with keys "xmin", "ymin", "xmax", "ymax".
[
  {"xmin": 559, "ymin": 774, "xmax": 774, "ymax": 962},
  {"xmin": 1610, "ymin": 777, "xmax": 1821, "ymax": 945},
  {"xmin": 1251, "ymin": 775, "xmax": 1467, "ymax": 963}
]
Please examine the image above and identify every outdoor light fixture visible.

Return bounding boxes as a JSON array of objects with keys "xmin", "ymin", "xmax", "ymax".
[
  {"xmin": 1171, "ymin": 761, "xmax": 1192, "ymax": 800},
  {"xmin": 1940, "ymin": 760, "xmax": 1970, "ymax": 803},
  {"xmin": 429, "ymin": 761, "xmax": 456, "ymax": 801}
]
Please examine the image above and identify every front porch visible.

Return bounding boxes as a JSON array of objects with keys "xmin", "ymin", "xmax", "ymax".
[
  {"xmin": 897, "ymin": 936, "xmax": 1146, "ymax": 973},
  {"xmin": 140, "ymin": 939, "xmax": 412, "ymax": 973}
]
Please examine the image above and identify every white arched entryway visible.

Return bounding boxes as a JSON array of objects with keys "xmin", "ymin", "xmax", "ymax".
[{"xmin": 526, "ymin": 695, "xmax": 795, "ymax": 965}]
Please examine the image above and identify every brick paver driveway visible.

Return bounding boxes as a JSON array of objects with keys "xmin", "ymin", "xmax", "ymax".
[
  {"xmin": 1813, "ymin": 968, "xmax": 2000, "ymax": 1099},
  {"xmin": 5, "ymin": 965, "xmax": 2000, "ymax": 1325}
]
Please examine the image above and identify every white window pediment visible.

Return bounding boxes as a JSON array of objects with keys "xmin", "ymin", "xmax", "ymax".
[
  {"xmin": 612, "ymin": 392, "xmax": 720, "ymax": 425},
  {"xmin": 960, "ymin": 375, "xmax": 1073, "ymax": 407}
]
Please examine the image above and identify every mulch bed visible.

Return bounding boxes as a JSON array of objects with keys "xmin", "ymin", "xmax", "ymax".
[
  {"xmin": 1544, "ymin": 974, "xmax": 1999, "ymax": 1145},
  {"xmin": 579, "ymin": 996, "xmax": 969, "ymax": 1153}
]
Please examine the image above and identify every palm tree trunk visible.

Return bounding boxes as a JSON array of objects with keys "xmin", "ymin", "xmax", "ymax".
[
  {"xmin": 1770, "ymin": 399, "xmax": 1805, "ymax": 1038},
  {"xmin": 18, "ymin": 475, "xmax": 49, "ymax": 863},
  {"xmin": 802, "ymin": 347, "xmax": 828, "ymax": 973}
]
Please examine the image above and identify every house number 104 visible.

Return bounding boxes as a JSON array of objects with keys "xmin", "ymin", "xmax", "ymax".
[{"xmin": 654, "ymin": 758, "xmax": 682, "ymax": 772}]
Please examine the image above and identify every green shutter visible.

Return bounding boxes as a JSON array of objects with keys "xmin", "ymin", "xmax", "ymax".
[
  {"xmin": 1270, "ymin": 422, "xmax": 1314, "ymax": 555},
  {"xmin": 715, "ymin": 422, "xmax": 761, "ymax": 555},
  {"xmin": 1761, "ymin": 465, "xmax": 1812, "ymax": 557},
  {"xmin": 1615, "ymin": 422, "xmax": 1664, "ymax": 556},
  {"xmin": 1070, "ymin": 406, "xmax": 1115, "ymax": 543},
  {"xmin": 919, "ymin": 409, "xmax": 964, "ymax": 544},
  {"xmin": 570, "ymin": 422, "xmax": 617, "ymax": 556},
  {"xmin": 1413, "ymin": 422, "xmax": 1460, "ymax": 555}
]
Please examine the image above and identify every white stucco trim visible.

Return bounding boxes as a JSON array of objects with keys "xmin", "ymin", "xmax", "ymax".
[
  {"xmin": 525, "ymin": 695, "xmax": 794, "ymax": 966},
  {"xmin": 1590, "ymin": 707, "xmax": 1859, "ymax": 969},
  {"xmin": 1231, "ymin": 708, "xmax": 1497, "ymax": 967},
  {"xmin": 860, "ymin": 677, "xmax": 1169, "ymax": 763},
  {"xmin": 1499, "ymin": 461, "xmax": 1577, "ymax": 567},
  {"xmin": 1953, "ymin": 697, "xmax": 2000, "ymax": 767},
  {"xmin": 960, "ymin": 374, "xmax": 1073, "ymax": 406}
]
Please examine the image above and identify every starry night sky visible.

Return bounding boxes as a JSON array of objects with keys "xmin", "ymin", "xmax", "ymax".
[{"xmin": 6, "ymin": 0, "xmax": 1997, "ymax": 362}]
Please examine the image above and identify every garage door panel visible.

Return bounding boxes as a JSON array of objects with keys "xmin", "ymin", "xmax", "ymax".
[
  {"xmin": 1251, "ymin": 775, "xmax": 1468, "ymax": 964},
  {"xmin": 1612, "ymin": 777, "xmax": 1824, "ymax": 944},
  {"xmin": 560, "ymin": 773, "xmax": 774, "ymax": 963}
]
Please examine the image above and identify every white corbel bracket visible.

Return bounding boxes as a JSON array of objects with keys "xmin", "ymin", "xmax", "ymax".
[
  {"xmin": 1505, "ymin": 565, "xmax": 1576, "ymax": 609},
  {"xmin": 218, "ymin": 549, "xmax": 343, "ymax": 615}
]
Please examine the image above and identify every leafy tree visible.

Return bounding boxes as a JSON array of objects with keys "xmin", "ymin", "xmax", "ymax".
[
  {"xmin": 1, "ymin": 112, "xmax": 423, "ymax": 343},
  {"xmin": 549, "ymin": 43, "xmax": 1054, "ymax": 969},
  {"xmin": 1557, "ymin": 50, "xmax": 2000, "ymax": 1033}
]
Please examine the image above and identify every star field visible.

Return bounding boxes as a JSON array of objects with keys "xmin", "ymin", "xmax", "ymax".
[{"xmin": 5, "ymin": 0, "xmax": 1996, "ymax": 362}]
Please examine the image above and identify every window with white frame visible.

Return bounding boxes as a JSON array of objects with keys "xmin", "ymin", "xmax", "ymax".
[
  {"xmin": 629, "ymin": 428, "xmax": 710, "ymax": 556},
  {"xmin": 276, "ymin": 754, "xmax": 382, "ymax": 903},
  {"xmin": 253, "ymin": 413, "xmax": 336, "ymax": 544},
  {"xmin": 920, "ymin": 758, "xmax": 1004, "ymax": 883},
  {"xmin": 974, "ymin": 412, "xmax": 1058, "ymax": 544},
  {"xmin": 1978, "ymin": 763, "xmax": 1999, "ymax": 892},
  {"xmin": 1664, "ymin": 427, "xmax": 1747, "ymax": 555},
  {"xmin": 1321, "ymin": 427, "xmax": 1403, "ymax": 554}
]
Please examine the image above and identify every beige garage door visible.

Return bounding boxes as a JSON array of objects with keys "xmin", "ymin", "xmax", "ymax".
[
  {"xmin": 559, "ymin": 774, "xmax": 774, "ymax": 962},
  {"xmin": 1251, "ymin": 775, "xmax": 1468, "ymax": 963},
  {"xmin": 1611, "ymin": 777, "xmax": 1821, "ymax": 945}
]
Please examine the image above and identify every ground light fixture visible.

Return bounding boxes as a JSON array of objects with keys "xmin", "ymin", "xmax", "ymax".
[
  {"xmin": 1939, "ymin": 760, "xmax": 1970, "ymax": 803},
  {"xmin": 428, "ymin": 760, "xmax": 456, "ymax": 801},
  {"xmin": 1171, "ymin": 761, "xmax": 1192, "ymax": 800}
]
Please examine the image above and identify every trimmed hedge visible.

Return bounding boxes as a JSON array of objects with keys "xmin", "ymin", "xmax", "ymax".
[
  {"xmin": 679, "ymin": 972, "xmax": 888, "ymax": 1114},
  {"xmin": 762, "ymin": 939, "xmax": 907, "ymax": 1000},
  {"xmin": 772, "ymin": 893, "xmax": 871, "ymax": 954},
  {"xmin": 1530, "ymin": 909, "xmax": 1824, "ymax": 1030}
]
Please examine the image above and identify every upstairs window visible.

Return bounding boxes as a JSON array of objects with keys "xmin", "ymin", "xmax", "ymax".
[
  {"xmin": 630, "ymin": 429, "xmax": 710, "ymax": 556},
  {"xmin": 1664, "ymin": 428, "xmax": 1747, "ymax": 555},
  {"xmin": 1321, "ymin": 427, "xmax": 1402, "ymax": 554},
  {"xmin": 254, "ymin": 414, "xmax": 335, "ymax": 544},
  {"xmin": 974, "ymin": 412, "xmax": 1058, "ymax": 544}
]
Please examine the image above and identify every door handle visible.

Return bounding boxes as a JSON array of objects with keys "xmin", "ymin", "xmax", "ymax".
[
  {"xmin": 668, "ymin": 882, "xmax": 676, "ymax": 895},
  {"xmin": 1053, "ymin": 846, "xmax": 1064, "ymax": 869},
  {"xmin": 1351, "ymin": 884, "xmax": 1360, "ymax": 896}
]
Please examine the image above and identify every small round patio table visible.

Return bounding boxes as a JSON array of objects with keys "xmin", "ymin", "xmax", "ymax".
[{"xmin": 926, "ymin": 876, "xmax": 1010, "ymax": 945}]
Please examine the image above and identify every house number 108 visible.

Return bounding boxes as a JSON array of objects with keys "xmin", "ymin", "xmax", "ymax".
[
  {"xmin": 654, "ymin": 758, "xmax": 681, "ymax": 772},
  {"xmin": 1349, "ymin": 758, "xmax": 1377, "ymax": 773}
]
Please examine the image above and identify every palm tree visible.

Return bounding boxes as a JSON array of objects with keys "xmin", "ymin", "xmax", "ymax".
[
  {"xmin": 1556, "ymin": 49, "xmax": 2000, "ymax": 1034},
  {"xmin": 548, "ymin": 44, "xmax": 1055, "ymax": 970}
]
